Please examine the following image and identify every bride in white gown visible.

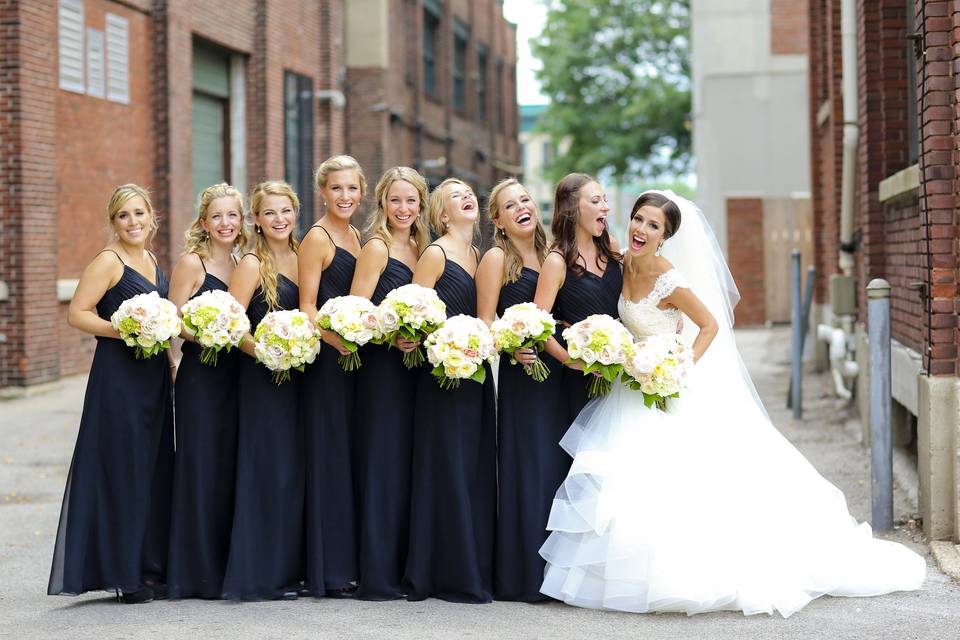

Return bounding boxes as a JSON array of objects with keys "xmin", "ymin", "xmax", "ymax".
[{"xmin": 538, "ymin": 190, "xmax": 926, "ymax": 618}]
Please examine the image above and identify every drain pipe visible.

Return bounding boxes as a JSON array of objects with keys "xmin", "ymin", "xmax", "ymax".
[{"xmin": 839, "ymin": 0, "xmax": 858, "ymax": 277}]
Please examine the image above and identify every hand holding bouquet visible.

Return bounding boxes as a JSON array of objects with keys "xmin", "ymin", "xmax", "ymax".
[
  {"xmin": 254, "ymin": 309, "xmax": 322, "ymax": 384},
  {"xmin": 180, "ymin": 289, "xmax": 251, "ymax": 366},
  {"xmin": 316, "ymin": 295, "xmax": 381, "ymax": 371},
  {"xmin": 424, "ymin": 314, "xmax": 496, "ymax": 389},
  {"xmin": 376, "ymin": 283, "xmax": 447, "ymax": 368},
  {"xmin": 491, "ymin": 302, "xmax": 556, "ymax": 382},
  {"xmin": 111, "ymin": 291, "xmax": 181, "ymax": 359},
  {"xmin": 562, "ymin": 314, "xmax": 633, "ymax": 398},
  {"xmin": 622, "ymin": 333, "xmax": 693, "ymax": 410}
]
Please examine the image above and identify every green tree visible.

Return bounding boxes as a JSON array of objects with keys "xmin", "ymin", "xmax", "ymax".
[{"xmin": 532, "ymin": 0, "xmax": 690, "ymax": 182}]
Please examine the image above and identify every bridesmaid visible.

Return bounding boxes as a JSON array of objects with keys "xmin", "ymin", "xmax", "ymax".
[
  {"xmin": 534, "ymin": 173, "xmax": 622, "ymax": 422},
  {"xmin": 298, "ymin": 155, "xmax": 365, "ymax": 597},
  {"xmin": 222, "ymin": 181, "xmax": 304, "ymax": 600},
  {"xmin": 350, "ymin": 166, "xmax": 430, "ymax": 600},
  {"xmin": 475, "ymin": 178, "xmax": 567, "ymax": 602},
  {"xmin": 48, "ymin": 184, "xmax": 173, "ymax": 604},
  {"xmin": 404, "ymin": 178, "xmax": 496, "ymax": 604},
  {"xmin": 166, "ymin": 183, "xmax": 248, "ymax": 599}
]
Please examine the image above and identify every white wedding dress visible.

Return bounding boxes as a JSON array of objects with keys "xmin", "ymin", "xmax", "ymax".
[{"xmin": 539, "ymin": 197, "xmax": 926, "ymax": 618}]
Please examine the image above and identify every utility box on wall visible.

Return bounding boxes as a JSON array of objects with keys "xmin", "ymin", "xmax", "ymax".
[{"xmin": 831, "ymin": 275, "xmax": 857, "ymax": 316}]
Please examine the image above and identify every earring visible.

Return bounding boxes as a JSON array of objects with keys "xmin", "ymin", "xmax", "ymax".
[
  {"xmin": 656, "ymin": 242, "xmax": 663, "ymax": 256},
  {"xmin": 255, "ymin": 225, "xmax": 262, "ymax": 235}
]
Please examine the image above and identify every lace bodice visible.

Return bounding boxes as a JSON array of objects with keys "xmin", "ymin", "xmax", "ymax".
[{"xmin": 618, "ymin": 269, "xmax": 689, "ymax": 339}]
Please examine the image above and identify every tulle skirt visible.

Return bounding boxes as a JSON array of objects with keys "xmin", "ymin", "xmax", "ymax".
[{"xmin": 539, "ymin": 379, "xmax": 926, "ymax": 618}]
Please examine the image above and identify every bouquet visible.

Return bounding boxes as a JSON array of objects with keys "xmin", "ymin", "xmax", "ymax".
[
  {"xmin": 254, "ymin": 310, "xmax": 322, "ymax": 384},
  {"xmin": 316, "ymin": 295, "xmax": 381, "ymax": 371},
  {"xmin": 561, "ymin": 314, "xmax": 633, "ymax": 398},
  {"xmin": 376, "ymin": 283, "xmax": 447, "ymax": 368},
  {"xmin": 110, "ymin": 291, "xmax": 181, "ymax": 359},
  {"xmin": 424, "ymin": 314, "xmax": 496, "ymax": 389},
  {"xmin": 180, "ymin": 289, "xmax": 251, "ymax": 366},
  {"xmin": 491, "ymin": 302, "xmax": 556, "ymax": 382},
  {"xmin": 622, "ymin": 333, "xmax": 693, "ymax": 410}
]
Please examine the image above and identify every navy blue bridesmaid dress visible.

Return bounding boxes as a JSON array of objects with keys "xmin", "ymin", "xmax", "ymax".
[
  {"xmin": 301, "ymin": 225, "xmax": 359, "ymax": 596},
  {"xmin": 493, "ymin": 267, "xmax": 568, "ymax": 602},
  {"xmin": 552, "ymin": 254, "xmax": 623, "ymax": 421},
  {"xmin": 222, "ymin": 270, "xmax": 305, "ymax": 600},
  {"xmin": 167, "ymin": 257, "xmax": 239, "ymax": 599},
  {"xmin": 48, "ymin": 250, "xmax": 173, "ymax": 597},
  {"xmin": 404, "ymin": 246, "xmax": 496, "ymax": 603},
  {"xmin": 354, "ymin": 240, "xmax": 417, "ymax": 600}
]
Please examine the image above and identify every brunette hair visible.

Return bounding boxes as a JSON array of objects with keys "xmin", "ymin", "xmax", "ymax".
[{"xmin": 550, "ymin": 173, "xmax": 619, "ymax": 274}]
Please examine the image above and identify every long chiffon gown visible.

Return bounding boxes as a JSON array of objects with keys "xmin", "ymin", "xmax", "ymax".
[
  {"xmin": 301, "ymin": 224, "xmax": 359, "ymax": 595},
  {"xmin": 49, "ymin": 250, "xmax": 174, "ymax": 597},
  {"xmin": 167, "ymin": 258, "xmax": 239, "ymax": 599},
  {"xmin": 494, "ymin": 267, "xmax": 568, "ymax": 602},
  {"xmin": 552, "ymin": 255, "xmax": 623, "ymax": 420},
  {"xmin": 404, "ymin": 247, "xmax": 497, "ymax": 603},
  {"xmin": 354, "ymin": 241, "xmax": 418, "ymax": 600},
  {"xmin": 222, "ymin": 272, "xmax": 305, "ymax": 600}
]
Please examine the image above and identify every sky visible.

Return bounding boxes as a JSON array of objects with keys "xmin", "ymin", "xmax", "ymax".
[{"xmin": 502, "ymin": 0, "xmax": 549, "ymax": 106}]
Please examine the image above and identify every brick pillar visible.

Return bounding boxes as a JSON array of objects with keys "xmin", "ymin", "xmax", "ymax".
[
  {"xmin": 919, "ymin": 0, "xmax": 956, "ymax": 375},
  {"xmin": 726, "ymin": 197, "xmax": 766, "ymax": 326},
  {"xmin": 0, "ymin": 1, "xmax": 60, "ymax": 387}
]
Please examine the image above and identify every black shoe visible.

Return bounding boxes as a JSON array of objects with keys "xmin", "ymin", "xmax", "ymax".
[
  {"xmin": 117, "ymin": 587, "xmax": 154, "ymax": 604},
  {"xmin": 280, "ymin": 590, "xmax": 299, "ymax": 601},
  {"xmin": 144, "ymin": 580, "xmax": 168, "ymax": 601},
  {"xmin": 326, "ymin": 585, "xmax": 357, "ymax": 599}
]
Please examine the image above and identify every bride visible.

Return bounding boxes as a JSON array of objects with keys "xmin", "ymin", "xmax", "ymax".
[{"xmin": 538, "ymin": 191, "xmax": 926, "ymax": 618}]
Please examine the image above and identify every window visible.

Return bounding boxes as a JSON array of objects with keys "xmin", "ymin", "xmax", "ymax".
[
  {"xmin": 86, "ymin": 28, "xmax": 105, "ymax": 98},
  {"xmin": 192, "ymin": 41, "xmax": 231, "ymax": 204},
  {"xmin": 423, "ymin": 5, "xmax": 440, "ymax": 97},
  {"xmin": 58, "ymin": 0, "xmax": 84, "ymax": 93},
  {"xmin": 495, "ymin": 59, "xmax": 504, "ymax": 131},
  {"xmin": 453, "ymin": 20, "xmax": 468, "ymax": 112},
  {"xmin": 105, "ymin": 14, "xmax": 130, "ymax": 104},
  {"xmin": 476, "ymin": 45, "xmax": 488, "ymax": 121},
  {"xmin": 284, "ymin": 72, "xmax": 315, "ymax": 237},
  {"xmin": 905, "ymin": 0, "xmax": 918, "ymax": 165}
]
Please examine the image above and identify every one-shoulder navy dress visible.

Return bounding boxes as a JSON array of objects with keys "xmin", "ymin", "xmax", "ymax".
[
  {"xmin": 301, "ymin": 225, "xmax": 359, "ymax": 596},
  {"xmin": 48, "ymin": 250, "xmax": 174, "ymax": 597},
  {"xmin": 493, "ymin": 267, "xmax": 568, "ymax": 602},
  {"xmin": 404, "ymin": 247, "xmax": 496, "ymax": 603},
  {"xmin": 167, "ymin": 258, "xmax": 239, "ymax": 599},
  {"xmin": 354, "ymin": 244, "xmax": 417, "ymax": 600},
  {"xmin": 222, "ymin": 273, "xmax": 305, "ymax": 600},
  {"xmin": 553, "ymin": 257, "xmax": 623, "ymax": 421}
]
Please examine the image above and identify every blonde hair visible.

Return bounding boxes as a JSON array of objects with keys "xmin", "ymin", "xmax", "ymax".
[
  {"xmin": 364, "ymin": 167, "xmax": 430, "ymax": 254},
  {"xmin": 427, "ymin": 177, "xmax": 476, "ymax": 237},
  {"xmin": 107, "ymin": 183, "xmax": 157, "ymax": 244},
  {"xmin": 488, "ymin": 178, "xmax": 548, "ymax": 284},
  {"xmin": 249, "ymin": 181, "xmax": 300, "ymax": 310},
  {"xmin": 183, "ymin": 183, "xmax": 249, "ymax": 258},
  {"xmin": 315, "ymin": 154, "xmax": 368, "ymax": 197}
]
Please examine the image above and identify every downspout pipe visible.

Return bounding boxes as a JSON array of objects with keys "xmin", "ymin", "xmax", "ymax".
[{"xmin": 839, "ymin": 0, "xmax": 858, "ymax": 277}]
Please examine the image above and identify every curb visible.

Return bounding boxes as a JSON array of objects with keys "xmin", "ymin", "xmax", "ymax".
[
  {"xmin": 0, "ymin": 379, "xmax": 66, "ymax": 401},
  {"xmin": 930, "ymin": 541, "xmax": 960, "ymax": 581}
]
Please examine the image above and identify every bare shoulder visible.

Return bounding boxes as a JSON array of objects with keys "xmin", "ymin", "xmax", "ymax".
[
  {"xmin": 477, "ymin": 245, "xmax": 505, "ymax": 270},
  {"xmin": 541, "ymin": 250, "xmax": 567, "ymax": 273},
  {"xmin": 357, "ymin": 237, "xmax": 389, "ymax": 269},
  {"xmin": 655, "ymin": 256, "xmax": 675, "ymax": 275},
  {"xmin": 174, "ymin": 251, "xmax": 205, "ymax": 273},
  {"xmin": 418, "ymin": 243, "xmax": 446, "ymax": 265}
]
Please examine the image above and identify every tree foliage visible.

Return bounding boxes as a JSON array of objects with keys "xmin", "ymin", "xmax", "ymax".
[{"xmin": 531, "ymin": 0, "xmax": 690, "ymax": 182}]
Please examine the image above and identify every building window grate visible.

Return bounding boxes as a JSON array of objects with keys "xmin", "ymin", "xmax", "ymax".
[
  {"xmin": 106, "ymin": 13, "xmax": 130, "ymax": 104},
  {"xmin": 58, "ymin": 0, "xmax": 85, "ymax": 94}
]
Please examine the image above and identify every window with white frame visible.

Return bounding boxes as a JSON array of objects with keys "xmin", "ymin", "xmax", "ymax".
[
  {"xmin": 58, "ymin": 0, "xmax": 84, "ymax": 93},
  {"xmin": 106, "ymin": 13, "xmax": 130, "ymax": 104},
  {"xmin": 86, "ymin": 28, "xmax": 105, "ymax": 98}
]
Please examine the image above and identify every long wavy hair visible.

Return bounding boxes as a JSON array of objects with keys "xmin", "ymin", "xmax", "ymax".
[
  {"xmin": 488, "ymin": 178, "xmax": 548, "ymax": 284},
  {"xmin": 365, "ymin": 166, "xmax": 430, "ymax": 254},
  {"xmin": 249, "ymin": 181, "xmax": 300, "ymax": 310},
  {"xmin": 183, "ymin": 183, "xmax": 249, "ymax": 258},
  {"xmin": 107, "ymin": 183, "xmax": 157, "ymax": 247},
  {"xmin": 550, "ymin": 173, "xmax": 619, "ymax": 275}
]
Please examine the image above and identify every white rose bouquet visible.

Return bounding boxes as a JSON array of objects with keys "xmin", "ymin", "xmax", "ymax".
[
  {"xmin": 490, "ymin": 302, "xmax": 556, "ymax": 382},
  {"xmin": 180, "ymin": 289, "xmax": 251, "ymax": 366},
  {"xmin": 424, "ymin": 314, "xmax": 496, "ymax": 390},
  {"xmin": 254, "ymin": 309, "xmax": 322, "ymax": 384},
  {"xmin": 316, "ymin": 295, "xmax": 381, "ymax": 371},
  {"xmin": 376, "ymin": 283, "xmax": 447, "ymax": 368},
  {"xmin": 110, "ymin": 291, "xmax": 181, "ymax": 359},
  {"xmin": 561, "ymin": 314, "xmax": 633, "ymax": 398},
  {"xmin": 622, "ymin": 333, "xmax": 693, "ymax": 410}
]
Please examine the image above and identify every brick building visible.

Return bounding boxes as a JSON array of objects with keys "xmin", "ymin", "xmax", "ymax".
[
  {"xmin": 807, "ymin": 0, "xmax": 960, "ymax": 542},
  {"xmin": 0, "ymin": 0, "xmax": 519, "ymax": 388},
  {"xmin": 343, "ymin": 0, "xmax": 520, "ymax": 222}
]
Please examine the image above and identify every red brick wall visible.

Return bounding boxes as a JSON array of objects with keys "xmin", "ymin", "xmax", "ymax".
[
  {"xmin": 771, "ymin": 0, "xmax": 809, "ymax": 55},
  {"xmin": 727, "ymin": 198, "xmax": 766, "ymax": 326}
]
